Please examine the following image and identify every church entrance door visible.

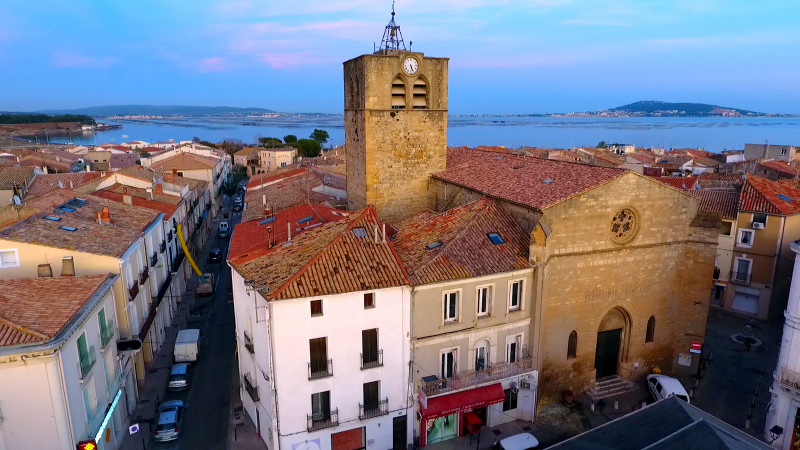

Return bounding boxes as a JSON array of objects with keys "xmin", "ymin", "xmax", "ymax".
[{"xmin": 595, "ymin": 328, "xmax": 622, "ymax": 378}]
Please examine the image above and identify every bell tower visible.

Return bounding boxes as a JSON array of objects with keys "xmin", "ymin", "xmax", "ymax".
[{"xmin": 344, "ymin": 6, "xmax": 449, "ymax": 224}]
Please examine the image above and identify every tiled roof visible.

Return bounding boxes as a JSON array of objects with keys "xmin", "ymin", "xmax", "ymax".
[
  {"xmin": 691, "ymin": 190, "xmax": 740, "ymax": 220},
  {"xmin": 93, "ymin": 189, "xmax": 179, "ymax": 216},
  {"xmin": 246, "ymin": 167, "xmax": 308, "ymax": 189},
  {"xmin": 692, "ymin": 155, "xmax": 721, "ymax": 167},
  {"xmin": 433, "ymin": 147, "xmax": 627, "ymax": 211},
  {"xmin": 108, "ymin": 153, "xmax": 138, "ymax": 169},
  {"xmin": 0, "ymin": 189, "xmax": 162, "ymax": 257},
  {"xmin": 18, "ymin": 155, "xmax": 72, "ymax": 172},
  {"xmin": 235, "ymin": 147, "xmax": 260, "ymax": 156},
  {"xmin": 26, "ymin": 173, "xmax": 102, "ymax": 197},
  {"xmin": 0, "ymin": 275, "xmax": 110, "ymax": 347},
  {"xmin": 654, "ymin": 176, "xmax": 699, "ymax": 190},
  {"xmin": 392, "ymin": 198, "xmax": 532, "ymax": 285},
  {"xmin": 759, "ymin": 160, "xmax": 799, "ymax": 177},
  {"xmin": 740, "ymin": 175, "xmax": 800, "ymax": 216},
  {"xmin": 0, "ymin": 167, "xmax": 36, "ymax": 190},
  {"xmin": 116, "ymin": 165, "xmax": 157, "ymax": 182},
  {"xmin": 242, "ymin": 168, "xmax": 345, "ymax": 223},
  {"xmin": 655, "ymin": 155, "xmax": 693, "ymax": 166},
  {"xmin": 149, "ymin": 152, "xmax": 217, "ymax": 171},
  {"xmin": 104, "ymin": 183, "xmax": 181, "ymax": 205},
  {"xmin": 233, "ymin": 207, "xmax": 409, "ymax": 300},
  {"xmin": 229, "ymin": 203, "xmax": 350, "ymax": 262}
]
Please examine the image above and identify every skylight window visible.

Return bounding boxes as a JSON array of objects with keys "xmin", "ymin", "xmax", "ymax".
[
  {"xmin": 487, "ymin": 233, "xmax": 504, "ymax": 245},
  {"xmin": 59, "ymin": 226, "xmax": 77, "ymax": 232},
  {"xmin": 352, "ymin": 227, "xmax": 368, "ymax": 238},
  {"xmin": 44, "ymin": 215, "xmax": 62, "ymax": 222},
  {"xmin": 496, "ymin": 156, "xmax": 503, "ymax": 160},
  {"xmin": 259, "ymin": 217, "xmax": 276, "ymax": 225},
  {"xmin": 297, "ymin": 216, "xmax": 313, "ymax": 224},
  {"xmin": 778, "ymin": 194, "xmax": 794, "ymax": 202},
  {"xmin": 57, "ymin": 206, "xmax": 76, "ymax": 213},
  {"xmin": 542, "ymin": 179, "xmax": 554, "ymax": 184},
  {"xmin": 426, "ymin": 241, "xmax": 443, "ymax": 250}
]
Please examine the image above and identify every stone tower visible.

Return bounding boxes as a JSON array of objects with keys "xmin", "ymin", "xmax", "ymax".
[{"xmin": 344, "ymin": 8, "xmax": 449, "ymax": 223}]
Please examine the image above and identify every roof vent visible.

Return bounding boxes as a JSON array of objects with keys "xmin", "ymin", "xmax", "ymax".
[
  {"xmin": 61, "ymin": 256, "xmax": 75, "ymax": 277},
  {"xmin": 37, "ymin": 264, "xmax": 53, "ymax": 278}
]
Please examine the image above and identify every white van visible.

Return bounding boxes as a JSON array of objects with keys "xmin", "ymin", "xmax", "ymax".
[
  {"xmin": 494, "ymin": 433, "xmax": 539, "ymax": 450},
  {"xmin": 647, "ymin": 374, "xmax": 690, "ymax": 403},
  {"xmin": 174, "ymin": 329, "xmax": 201, "ymax": 363}
]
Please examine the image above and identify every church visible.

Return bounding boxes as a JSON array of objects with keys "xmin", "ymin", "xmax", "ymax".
[{"xmin": 343, "ymin": 8, "xmax": 718, "ymax": 444}]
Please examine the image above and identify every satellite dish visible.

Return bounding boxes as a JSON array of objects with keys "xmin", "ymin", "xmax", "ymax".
[
  {"xmin": 12, "ymin": 195, "xmax": 21, "ymax": 206},
  {"xmin": 58, "ymin": 181, "xmax": 64, "ymax": 189}
]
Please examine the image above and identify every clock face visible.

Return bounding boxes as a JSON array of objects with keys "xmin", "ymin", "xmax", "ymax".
[{"xmin": 403, "ymin": 57, "xmax": 419, "ymax": 75}]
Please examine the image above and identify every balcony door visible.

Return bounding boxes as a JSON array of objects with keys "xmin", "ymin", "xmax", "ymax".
[
  {"xmin": 311, "ymin": 391, "xmax": 331, "ymax": 420},
  {"xmin": 363, "ymin": 381, "xmax": 379, "ymax": 409},
  {"xmin": 310, "ymin": 337, "xmax": 328, "ymax": 374},
  {"xmin": 441, "ymin": 349, "xmax": 456, "ymax": 379},
  {"xmin": 362, "ymin": 329, "xmax": 378, "ymax": 366}
]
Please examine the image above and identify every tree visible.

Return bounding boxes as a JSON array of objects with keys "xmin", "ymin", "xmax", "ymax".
[
  {"xmin": 597, "ymin": 141, "xmax": 607, "ymax": 148},
  {"xmin": 296, "ymin": 139, "xmax": 322, "ymax": 158},
  {"xmin": 192, "ymin": 137, "xmax": 201, "ymax": 143},
  {"xmin": 220, "ymin": 138, "xmax": 245, "ymax": 157},
  {"xmin": 221, "ymin": 164, "xmax": 247, "ymax": 197},
  {"xmin": 258, "ymin": 137, "xmax": 283, "ymax": 148},
  {"xmin": 283, "ymin": 134, "xmax": 298, "ymax": 143},
  {"xmin": 309, "ymin": 129, "xmax": 329, "ymax": 146}
]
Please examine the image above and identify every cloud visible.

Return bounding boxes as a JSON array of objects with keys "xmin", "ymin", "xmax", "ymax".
[
  {"xmin": 52, "ymin": 51, "xmax": 117, "ymax": 68},
  {"xmin": 198, "ymin": 57, "xmax": 228, "ymax": 73},
  {"xmin": 258, "ymin": 51, "xmax": 332, "ymax": 69}
]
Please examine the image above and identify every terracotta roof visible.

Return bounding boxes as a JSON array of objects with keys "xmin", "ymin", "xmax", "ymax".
[
  {"xmin": 149, "ymin": 152, "xmax": 217, "ymax": 171},
  {"xmin": 654, "ymin": 176, "xmax": 699, "ymax": 190},
  {"xmin": 109, "ymin": 153, "xmax": 138, "ymax": 169},
  {"xmin": 0, "ymin": 275, "xmax": 110, "ymax": 347},
  {"xmin": 392, "ymin": 198, "xmax": 531, "ymax": 285},
  {"xmin": 229, "ymin": 203, "xmax": 350, "ymax": 262},
  {"xmin": 697, "ymin": 173, "xmax": 743, "ymax": 189},
  {"xmin": 433, "ymin": 147, "xmax": 627, "ymax": 211},
  {"xmin": 26, "ymin": 173, "xmax": 102, "ymax": 197},
  {"xmin": 115, "ymin": 165, "xmax": 157, "ymax": 182},
  {"xmin": 740, "ymin": 175, "xmax": 800, "ymax": 215},
  {"xmin": 691, "ymin": 190, "xmax": 740, "ymax": 220},
  {"xmin": 246, "ymin": 167, "xmax": 308, "ymax": 189},
  {"xmin": 104, "ymin": 183, "xmax": 181, "ymax": 205},
  {"xmin": 0, "ymin": 189, "xmax": 162, "ymax": 257},
  {"xmin": 242, "ymin": 168, "xmax": 345, "ymax": 223},
  {"xmin": 655, "ymin": 155, "xmax": 693, "ymax": 166},
  {"xmin": 0, "ymin": 167, "xmax": 36, "ymax": 190},
  {"xmin": 93, "ymin": 189, "xmax": 179, "ymax": 216},
  {"xmin": 18, "ymin": 155, "xmax": 72, "ymax": 172},
  {"xmin": 692, "ymin": 155, "xmax": 721, "ymax": 168},
  {"xmin": 235, "ymin": 147, "xmax": 260, "ymax": 156},
  {"xmin": 232, "ymin": 207, "xmax": 409, "ymax": 300},
  {"xmin": 759, "ymin": 160, "xmax": 799, "ymax": 177}
]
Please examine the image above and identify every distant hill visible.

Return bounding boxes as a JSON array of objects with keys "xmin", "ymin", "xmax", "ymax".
[
  {"xmin": 608, "ymin": 100, "xmax": 760, "ymax": 117},
  {"xmin": 35, "ymin": 105, "xmax": 275, "ymax": 116}
]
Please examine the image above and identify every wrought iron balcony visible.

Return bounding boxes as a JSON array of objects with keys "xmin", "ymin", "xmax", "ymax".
[
  {"xmin": 79, "ymin": 345, "xmax": 97, "ymax": 381},
  {"xmin": 779, "ymin": 366, "xmax": 800, "ymax": 394},
  {"xmin": 359, "ymin": 398, "xmax": 388, "ymax": 420},
  {"xmin": 307, "ymin": 408, "xmax": 338, "ymax": 432},
  {"xmin": 128, "ymin": 283, "xmax": 139, "ymax": 302},
  {"xmin": 150, "ymin": 252, "xmax": 158, "ymax": 267},
  {"xmin": 139, "ymin": 269, "xmax": 149, "ymax": 285},
  {"xmin": 361, "ymin": 350, "xmax": 383, "ymax": 370},
  {"xmin": 160, "ymin": 239, "xmax": 167, "ymax": 253},
  {"xmin": 167, "ymin": 231, "xmax": 173, "ymax": 243},
  {"xmin": 100, "ymin": 320, "xmax": 115, "ymax": 348},
  {"xmin": 730, "ymin": 270, "xmax": 751, "ymax": 285},
  {"xmin": 244, "ymin": 331, "xmax": 255, "ymax": 354},
  {"xmin": 308, "ymin": 359, "xmax": 333, "ymax": 380},
  {"xmin": 243, "ymin": 373, "xmax": 259, "ymax": 402},
  {"xmin": 421, "ymin": 356, "xmax": 534, "ymax": 396}
]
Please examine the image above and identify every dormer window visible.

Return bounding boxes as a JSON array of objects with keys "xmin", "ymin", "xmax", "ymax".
[{"xmin": 391, "ymin": 76, "xmax": 406, "ymax": 109}]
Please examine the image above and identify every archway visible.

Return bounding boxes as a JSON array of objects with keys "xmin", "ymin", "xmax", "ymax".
[{"xmin": 594, "ymin": 307, "xmax": 632, "ymax": 378}]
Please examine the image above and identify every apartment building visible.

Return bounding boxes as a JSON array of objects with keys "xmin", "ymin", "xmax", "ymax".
[
  {"xmin": 0, "ymin": 190, "xmax": 168, "ymax": 392},
  {"xmin": 744, "ymin": 143, "xmax": 798, "ymax": 162},
  {"xmin": 229, "ymin": 207, "xmax": 413, "ymax": 450},
  {"xmin": 392, "ymin": 198, "xmax": 537, "ymax": 447},
  {"xmin": 259, "ymin": 147, "xmax": 297, "ymax": 171},
  {"xmin": 0, "ymin": 274, "xmax": 128, "ymax": 450}
]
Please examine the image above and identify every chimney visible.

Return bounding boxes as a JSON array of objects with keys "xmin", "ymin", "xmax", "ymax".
[
  {"xmin": 123, "ymin": 194, "xmax": 133, "ymax": 205},
  {"xmin": 382, "ymin": 223, "xmax": 386, "ymax": 243},
  {"xmin": 287, "ymin": 221, "xmax": 292, "ymax": 242},
  {"xmin": 69, "ymin": 181, "xmax": 74, "ymax": 189},
  {"xmin": 61, "ymin": 256, "xmax": 75, "ymax": 277},
  {"xmin": 101, "ymin": 206, "xmax": 111, "ymax": 223},
  {"xmin": 37, "ymin": 264, "xmax": 53, "ymax": 278},
  {"xmin": 165, "ymin": 171, "xmax": 174, "ymax": 183},
  {"xmin": 155, "ymin": 183, "xmax": 164, "ymax": 194},
  {"xmin": 146, "ymin": 187, "xmax": 154, "ymax": 200},
  {"xmin": 43, "ymin": 166, "xmax": 48, "ymax": 174},
  {"xmin": 267, "ymin": 227, "xmax": 273, "ymax": 248}
]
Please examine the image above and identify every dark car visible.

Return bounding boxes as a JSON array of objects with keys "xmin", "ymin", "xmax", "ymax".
[
  {"xmin": 217, "ymin": 229, "xmax": 230, "ymax": 240},
  {"xmin": 208, "ymin": 248, "xmax": 223, "ymax": 263},
  {"xmin": 232, "ymin": 203, "xmax": 243, "ymax": 212}
]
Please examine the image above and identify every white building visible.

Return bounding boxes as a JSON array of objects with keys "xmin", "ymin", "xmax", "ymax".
[
  {"xmin": 765, "ymin": 240, "xmax": 800, "ymax": 448},
  {"xmin": 0, "ymin": 274, "xmax": 129, "ymax": 450},
  {"xmin": 229, "ymin": 206, "xmax": 414, "ymax": 450}
]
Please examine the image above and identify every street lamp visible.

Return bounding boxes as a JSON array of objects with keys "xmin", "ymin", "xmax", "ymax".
[{"xmin": 769, "ymin": 425, "xmax": 784, "ymax": 444}]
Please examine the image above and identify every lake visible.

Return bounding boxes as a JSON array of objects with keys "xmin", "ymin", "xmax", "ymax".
[{"xmin": 62, "ymin": 115, "xmax": 800, "ymax": 152}]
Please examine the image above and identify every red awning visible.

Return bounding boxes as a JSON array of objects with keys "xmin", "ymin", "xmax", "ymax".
[{"xmin": 421, "ymin": 383, "xmax": 505, "ymax": 420}]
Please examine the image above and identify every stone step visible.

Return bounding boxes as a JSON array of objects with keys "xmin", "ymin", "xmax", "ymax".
[{"xmin": 587, "ymin": 376, "xmax": 639, "ymax": 402}]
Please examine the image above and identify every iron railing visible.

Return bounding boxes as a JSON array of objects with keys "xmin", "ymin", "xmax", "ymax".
[
  {"xmin": 79, "ymin": 345, "xmax": 97, "ymax": 380},
  {"xmin": 100, "ymin": 320, "xmax": 115, "ymax": 348},
  {"xmin": 307, "ymin": 408, "xmax": 338, "ymax": 432},
  {"xmin": 128, "ymin": 283, "xmax": 139, "ymax": 302},
  {"xmin": 139, "ymin": 269, "xmax": 149, "ymax": 285},
  {"xmin": 730, "ymin": 269, "xmax": 751, "ymax": 285},
  {"xmin": 421, "ymin": 356, "xmax": 534, "ymax": 396},
  {"xmin": 150, "ymin": 252, "xmax": 158, "ymax": 267},
  {"xmin": 361, "ymin": 350, "xmax": 383, "ymax": 370},
  {"xmin": 359, "ymin": 398, "xmax": 388, "ymax": 420},
  {"xmin": 243, "ymin": 373, "xmax": 259, "ymax": 402},
  {"xmin": 308, "ymin": 359, "xmax": 333, "ymax": 380},
  {"xmin": 244, "ymin": 331, "xmax": 255, "ymax": 354},
  {"xmin": 160, "ymin": 239, "xmax": 167, "ymax": 253}
]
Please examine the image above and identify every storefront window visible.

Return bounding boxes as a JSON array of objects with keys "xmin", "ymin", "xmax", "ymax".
[{"xmin": 426, "ymin": 414, "xmax": 458, "ymax": 444}]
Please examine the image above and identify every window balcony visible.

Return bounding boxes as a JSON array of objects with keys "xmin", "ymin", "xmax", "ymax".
[
  {"xmin": 307, "ymin": 408, "xmax": 338, "ymax": 432},
  {"xmin": 360, "ymin": 350, "xmax": 383, "ymax": 370},
  {"xmin": 128, "ymin": 283, "xmax": 139, "ymax": 302},
  {"xmin": 243, "ymin": 373, "xmax": 259, "ymax": 402},
  {"xmin": 244, "ymin": 331, "xmax": 255, "ymax": 354},
  {"xmin": 359, "ymin": 398, "xmax": 388, "ymax": 420},
  {"xmin": 308, "ymin": 359, "xmax": 333, "ymax": 380},
  {"xmin": 167, "ymin": 231, "xmax": 173, "ymax": 243},
  {"xmin": 150, "ymin": 252, "xmax": 158, "ymax": 267},
  {"xmin": 79, "ymin": 346, "xmax": 97, "ymax": 381},
  {"xmin": 100, "ymin": 320, "xmax": 115, "ymax": 349},
  {"xmin": 139, "ymin": 269, "xmax": 149, "ymax": 286},
  {"xmin": 730, "ymin": 270, "xmax": 751, "ymax": 285},
  {"xmin": 421, "ymin": 355, "xmax": 534, "ymax": 396}
]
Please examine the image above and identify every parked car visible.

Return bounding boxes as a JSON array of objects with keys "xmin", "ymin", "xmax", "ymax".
[
  {"xmin": 493, "ymin": 432, "xmax": 539, "ymax": 450},
  {"xmin": 217, "ymin": 228, "xmax": 230, "ymax": 239},
  {"xmin": 154, "ymin": 400, "xmax": 187, "ymax": 442},
  {"xmin": 208, "ymin": 248, "xmax": 223, "ymax": 264},
  {"xmin": 232, "ymin": 202, "xmax": 243, "ymax": 212},
  {"xmin": 167, "ymin": 363, "xmax": 192, "ymax": 391},
  {"xmin": 647, "ymin": 374, "xmax": 690, "ymax": 403}
]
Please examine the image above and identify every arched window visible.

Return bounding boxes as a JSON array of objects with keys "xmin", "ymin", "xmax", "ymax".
[
  {"xmin": 567, "ymin": 330, "xmax": 577, "ymax": 359},
  {"xmin": 391, "ymin": 76, "xmax": 406, "ymax": 109},
  {"xmin": 646, "ymin": 316, "xmax": 656, "ymax": 343}
]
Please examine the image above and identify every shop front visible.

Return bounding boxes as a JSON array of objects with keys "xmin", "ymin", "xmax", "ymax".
[{"xmin": 418, "ymin": 383, "xmax": 505, "ymax": 447}]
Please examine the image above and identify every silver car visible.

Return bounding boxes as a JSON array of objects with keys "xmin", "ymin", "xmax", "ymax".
[
  {"xmin": 153, "ymin": 400, "xmax": 187, "ymax": 442},
  {"xmin": 167, "ymin": 363, "xmax": 191, "ymax": 391}
]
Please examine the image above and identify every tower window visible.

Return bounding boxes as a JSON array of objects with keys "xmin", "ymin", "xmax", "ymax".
[
  {"xmin": 412, "ymin": 78, "xmax": 427, "ymax": 109},
  {"xmin": 391, "ymin": 76, "xmax": 406, "ymax": 109},
  {"xmin": 567, "ymin": 330, "xmax": 577, "ymax": 359},
  {"xmin": 646, "ymin": 316, "xmax": 656, "ymax": 343}
]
